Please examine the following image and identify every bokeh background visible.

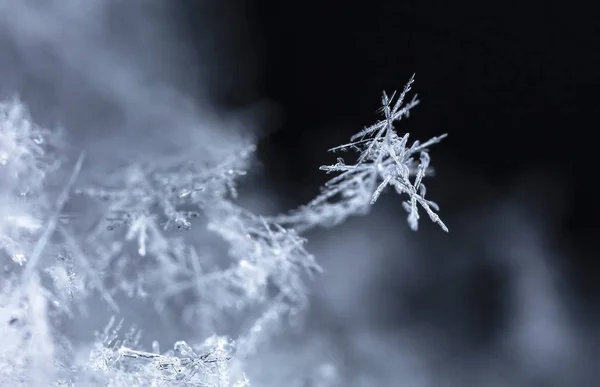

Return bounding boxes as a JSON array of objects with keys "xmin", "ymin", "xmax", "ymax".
[{"xmin": 1, "ymin": 0, "xmax": 598, "ymax": 386}]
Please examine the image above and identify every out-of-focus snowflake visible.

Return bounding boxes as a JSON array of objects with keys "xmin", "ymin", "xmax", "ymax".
[
  {"xmin": 0, "ymin": 98, "xmax": 62, "ymax": 193},
  {"xmin": 0, "ymin": 276, "xmax": 57, "ymax": 386},
  {"xmin": 44, "ymin": 252, "xmax": 86, "ymax": 308},
  {"xmin": 206, "ymin": 201, "xmax": 321, "ymax": 308},
  {"xmin": 72, "ymin": 143, "xmax": 256, "ymax": 299},
  {"xmin": 78, "ymin": 144, "xmax": 255, "ymax": 236},
  {"xmin": 156, "ymin": 200, "xmax": 321, "ymax": 332},
  {"xmin": 0, "ymin": 98, "xmax": 64, "ymax": 265}
]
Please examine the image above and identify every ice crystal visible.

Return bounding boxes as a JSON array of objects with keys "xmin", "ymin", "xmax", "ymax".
[
  {"xmin": 86, "ymin": 317, "xmax": 248, "ymax": 387},
  {"xmin": 275, "ymin": 76, "xmax": 447, "ymax": 232}
]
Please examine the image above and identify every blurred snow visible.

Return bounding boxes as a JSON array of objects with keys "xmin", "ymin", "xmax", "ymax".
[{"xmin": 244, "ymin": 190, "xmax": 593, "ymax": 387}]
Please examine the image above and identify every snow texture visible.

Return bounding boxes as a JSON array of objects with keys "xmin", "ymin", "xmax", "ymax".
[{"xmin": 0, "ymin": 78, "xmax": 445, "ymax": 385}]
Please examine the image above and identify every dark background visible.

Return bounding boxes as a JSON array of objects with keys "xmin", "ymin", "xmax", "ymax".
[{"xmin": 181, "ymin": 1, "xmax": 598, "ymax": 290}]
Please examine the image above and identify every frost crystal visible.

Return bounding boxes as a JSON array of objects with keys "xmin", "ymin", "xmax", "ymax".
[
  {"xmin": 87, "ymin": 318, "xmax": 247, "ymax": 387},
  {"xmin": 275, "ymin": 76, "xmax": 448, "ymax": 232}
]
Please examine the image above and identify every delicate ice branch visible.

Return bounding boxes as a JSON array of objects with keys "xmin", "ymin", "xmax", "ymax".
[{"xmin": 274, "ymin": 76, "xmax": 448, "ymax": 232}]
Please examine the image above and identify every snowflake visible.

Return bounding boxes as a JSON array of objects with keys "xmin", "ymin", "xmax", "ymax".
[
  {"xmin": 275, "ymin": 76, "xmax": 448, "ymax": 232},
  {"xmin": 87, "ymin": 317, "xmax": 248, "ymax": 387}
]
